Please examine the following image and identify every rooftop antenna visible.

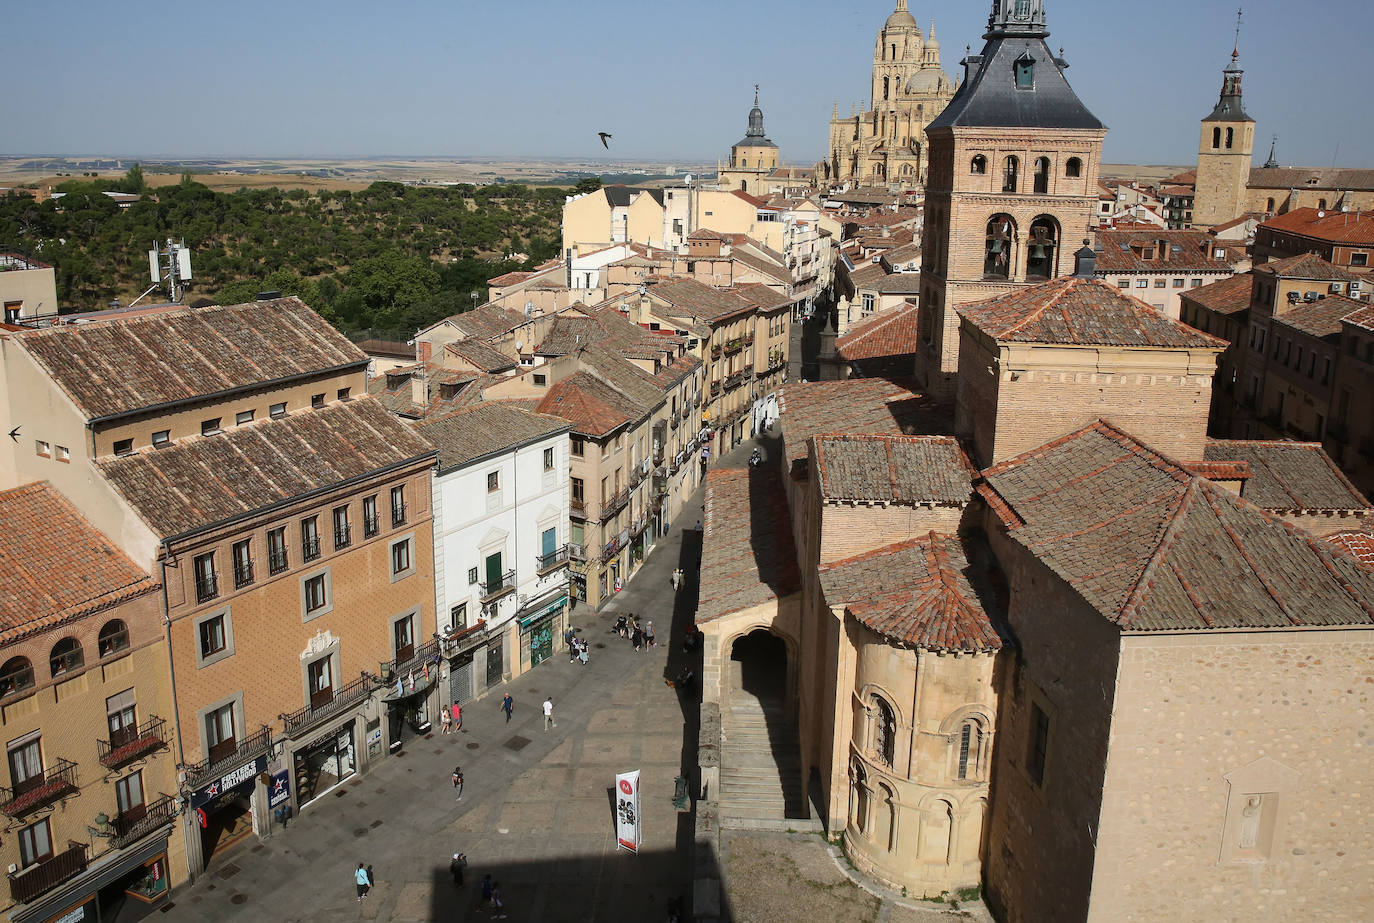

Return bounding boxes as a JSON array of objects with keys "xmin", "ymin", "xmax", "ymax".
[
  {"xmin": 129, "ymin": 238, "xmax": 193, "ymax": 307},
  {"xmin": 1232, "ymin": 7, "xmax": 1243, "ymax": 61}
]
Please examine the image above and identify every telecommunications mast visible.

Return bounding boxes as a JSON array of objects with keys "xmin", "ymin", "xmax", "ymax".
[{"xmin": 128, "ymin": 238, "xmax": 193, "ymax": 307}]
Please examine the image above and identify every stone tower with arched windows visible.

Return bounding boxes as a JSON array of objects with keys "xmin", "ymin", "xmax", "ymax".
[
  {"xmin": 915, "ymin": 0, "xmax": 1105, "ymax": 398},
  {"xmin": 824, "ymin": 2, "xmax": 956, "ymax": 189},
  {"xmin": 1193, "ymin": 44, "xmax": 1255, "ymax": 228}
]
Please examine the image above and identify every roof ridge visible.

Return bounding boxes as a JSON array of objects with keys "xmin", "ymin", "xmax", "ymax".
[
  {"xmin": 1198, "ymin": 485, "xmax": 1303, "ymax": 626},
  {"xmin": 1117, "ymin": 478, "xmax": 1201, "ymax": 626},
  {"xmin": 818, "ymin": 533, "xmax": 934, "ymax": 572},
  {"xmin": 1000, "ymin": 278, "xmax": 1078, "ymax": 339}
]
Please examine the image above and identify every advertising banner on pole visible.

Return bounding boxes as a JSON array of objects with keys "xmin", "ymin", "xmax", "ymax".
[{"xmin": 615, "ymin": 769, "xmax": 641, "ymax": 853}]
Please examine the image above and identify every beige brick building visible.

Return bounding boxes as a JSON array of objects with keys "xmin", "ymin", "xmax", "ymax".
[{"xmin": 0, "ymin": 483, "xmax": 182, "ymax": 921}]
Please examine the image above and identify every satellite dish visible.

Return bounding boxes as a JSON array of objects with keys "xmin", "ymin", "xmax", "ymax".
[{"xmin": 515, "ymin": 340, "xmax": 523, "ymax": 352}]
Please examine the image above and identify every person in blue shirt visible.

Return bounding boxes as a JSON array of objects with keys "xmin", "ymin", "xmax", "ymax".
[{"xmin": 355, "ymin": 862, "xmax": 371, "ymax": 901}]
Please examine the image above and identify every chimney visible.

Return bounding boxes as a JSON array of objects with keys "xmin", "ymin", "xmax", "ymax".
[
  {"xmin": 411, "ymin": 366, "xmax": 428, "ymax": 408},
  {"xmin": 1073, "ymin": 240, "xmax": 1097, "ymax": 278}
]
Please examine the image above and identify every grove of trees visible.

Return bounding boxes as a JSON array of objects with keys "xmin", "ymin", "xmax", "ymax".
[{"xmin": 0, "ymin": 167, "xmax": 580, "ymax": 337}]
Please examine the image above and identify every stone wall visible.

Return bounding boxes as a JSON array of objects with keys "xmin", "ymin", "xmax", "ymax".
[
  {"xmin": 818, "ymin": 502, "xmax": 967, "ymax": 564},
  {"xmin": 1088, "ymin": 629, "xmax": 1374, "ymax": 922}
]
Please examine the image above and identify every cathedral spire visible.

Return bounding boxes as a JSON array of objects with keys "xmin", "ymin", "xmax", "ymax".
[
  {"xmin": 746, "ymin": 86, "xmax": 766, "ymax": 138},
  {"xmin": 1206, "ymin": 10, "xmax": 1252, "ymax": 122},
  {"xmin": 986, "ymin": 0, "xmax": 1048, "ymax": 39},
  {"xmin": 1264, "ymin": 134, "xmax": 1278, "ymax": 169}
]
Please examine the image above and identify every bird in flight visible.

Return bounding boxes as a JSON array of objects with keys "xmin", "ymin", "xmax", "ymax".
[
  {"xmin": 598, "ymin": 132, "xmax": 612, "ymax": 149},
  {"xmin": 7, "ymin": 426, "xmax": 19, "ymax": 443}
]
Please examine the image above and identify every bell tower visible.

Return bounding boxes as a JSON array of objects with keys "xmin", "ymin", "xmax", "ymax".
[
  {"xmin": 915, "ymin": 0, "xmax": 1106, "ymax": 397},
  {"xmin": 1193, "ymin": 13, "xmax": 1256, "ymax": 228}
]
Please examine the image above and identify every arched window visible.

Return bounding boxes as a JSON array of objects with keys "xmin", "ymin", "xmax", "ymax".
[
  {"xmin": 876, "ymin": 783, "xmax": 897, "ymax": 852},
  {"xmin": 1065, "ymin": 157, "xmax": 1082, "ymax": 178},
  {"xmin": 1225, "ymin": 127, "xmax": 1234, "ymax": 149},
  {"xmin": 871, "ymin": 694, "xmax": 896, "ymax": 766},
  {"xmin": 50, "ymin": 637, "xmax": 84, "ymax": 678},
  {"xmin": 739, "ymin": 180, "xmax": 748, "ymax": 193},
  {"xmin": 1266, "ymin": 197, "xmax": 1276, "ymax": 212},
  {"xmin": 1026, "ymin": 216, "xmax": 1059, "ymax": 280},
  {"xmin": 985, "ymin": 215, "xmax": 1015, "ymax": 279},
  {"xmin": 1033, "ymin": 156, "xmax": 1051, "ymax": 194},
  {"xmin": 890, "ymin": 43, "xmax": 896, "ymax": 61},
  {"xmin": 98, "ymin": 619, "xmax": 130, "ymax": 658},
  {"xmin": 0, "ymin": 656, "xmax": 34, "ymax": 698},
  {"xmin": 902, "ymin": 164, "xmax": 913, "ymax": 176},
  {"xmin": 883, "ymin": 76, "xmax": 890, "ymax": 101},
  {"xmin": 1002, "ymin": 156, "xmax": 1019, "ymax": 193},
  {"xmin": 957, "ymin": 719, "xmax": 983, "ymax": 780},
  {"xmin": 1318, "ymin": 198, "xmax": 1327, "ymax": 210},
  {"xmin": 1212, "ymin": 126, "xmax": 1221, "ymax": 149},
  {"xmin": 850, "ymin": 758, "xmax": 869, "ymax": 833},
  {"xmin": 970, "ymin": 155, "xmax": 987, "ymax": 175}
]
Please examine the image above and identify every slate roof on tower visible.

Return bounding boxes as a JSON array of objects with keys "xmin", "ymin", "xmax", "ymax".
[
  {"xmin": 978, "ymin": 420, "xmax": 1374, "ymax": 631},
  {"xmin": 956, "ymin": 278, "xmax": 1226, "ymax": 348}
]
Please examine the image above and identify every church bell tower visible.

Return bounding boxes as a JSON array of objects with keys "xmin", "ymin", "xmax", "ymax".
[
  {"xmin": 1193, "ymin": 17, "xmax": 1255, "ymax": 228},
  {"xmin": 916, "ymin": 0, "xmax": 1106, "ymax": 397}
]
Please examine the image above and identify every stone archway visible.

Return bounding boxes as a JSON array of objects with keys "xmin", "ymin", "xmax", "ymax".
[
  {"xmin": 729, "ymin": 627, "xmax": 788, "ymax": 705},
  {"xmin": 721, "ymin": 627, "xmax": 808, "ymax": 822}
]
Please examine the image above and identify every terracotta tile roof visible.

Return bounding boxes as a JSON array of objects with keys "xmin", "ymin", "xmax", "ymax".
[
  {"xmin": 818, "ymin": 533, "xmax": 1004, "ymax": 652},
  {"xmin": 1204, "ymin": 440, "xmax": 1370, "ymax": 511},
  {"xmin": 1259, "ymin": 207, "xmax": 1374, "ymax": 244},
  {"xmin": 1093, "ymin": 230, "xmax": 1234, "ymax": 273},
  {"xmin": 488, "ymin": 270, "xmax": 533, "ymax": 286},
  {"xmin": 445, "ymin": 337, "xmax": 517, "ymax": 372},
  {"xmin": 1271, "ymin": 294, "xmax": 1365, "ymax": 340},
  {"xmin": 729, "ymin": 250, "xmax": 791, "ymax": 284},
  {"xmin": 835, "ymin": 302, "xmax": 921, "ymax": 361},
  {"xmin": 736, "ymin": 283, "xmax": 791, "ymax": 311},
  {"xmin": 414, "ymin": 403, "xmax": 570, "ymax": 470},
  {"xmin": 956, "ymin": 278, "xmax": 1227, "ymax": 349},
  {"xmin": 979, "ymin": 420, "xmax": 1374, "ymax": 631},
  {"xmin": 777, "ymin": 379, "xmax": 951, "ymax": 470},
  {"xmin": 353, "ymin": 339, "xmax": 413, "ymax": 359},
  {"xmin": 650, "ymin": 278, "xmax": 758, "ymax": 324},
  {"xmin": 1255, "ymin": 253, "xmax": 1367, "ymax": 283},
  {"xmin": 698, "ymin": 468, "xmax": 800, "ymax": 624},
  {"xmin": 0, "ymin": 482, "xmax": 157, "ymax": 643},
  {"xmin": 366, "ymin": 374, "xmax": 427, "ymax": 417},
  {"xmin": 535, "ymin": 317, "xmax": 597, "ymax": 356},
  {"xmin": 1342, "ymin": 304, "xmax": 1374, "ymax": 332},
  {"xmin": 449, "ymin": 303, "xmax": 528, "ymax": 340},
  {"xmin": 730, "ymin": 189, "xmax": 768, "ymax": 208},
  {"xmin": 848, "ymin": 263, "xmax": 888, "ymax": 287},
  {"xmin": 883, "ymin": 243, "xmax": 922, "ymax": 265},
  {"xmin": 813, "ymin": 434, "xmax": 975, "ymax": 505},
  {"xmin": 1182, "ymin": 273, "xmax": 1253, "ymax": 316},
  {"xmin": 97, "ymin": 397, "xmax": 436, "ymax": 538},
  {"xmin": 11, "ymin": 297, "xmax": 366, "ymax": 421},
  {"xmin": 1328, "ymin": 531, "xmax": 1374, "ymax": 567},
  {"xmin": 871, "ymin": 274, "xmax": 922, "ymax": 294},
  {"xmin": 535, "ymin": 371, "xmax": 641, "ymax": 437}
]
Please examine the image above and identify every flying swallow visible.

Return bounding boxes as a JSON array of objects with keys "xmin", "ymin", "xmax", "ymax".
[
  {"xmin": 7, "ymin": 426, "xmax": 18, "ymax": 443},
  {"xmin": 598, "ymin": 132, "xmax": 612, "ymax": 149}
]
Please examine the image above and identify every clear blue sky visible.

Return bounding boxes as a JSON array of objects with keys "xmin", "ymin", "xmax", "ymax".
[{"xmin": 3, "ymin": 0, "xmax": 1366, "ymax": 169}]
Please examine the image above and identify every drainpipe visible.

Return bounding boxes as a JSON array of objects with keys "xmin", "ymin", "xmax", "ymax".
[{"xmin": 159, "ymin": 539, "xmax": 188, "ymax": 769}]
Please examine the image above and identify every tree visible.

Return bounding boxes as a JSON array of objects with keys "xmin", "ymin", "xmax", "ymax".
[
  {"xmin": 121, "ymin": 163, "xmax": 146, "ymax": 194},
  {"xmin": 573, "ymin": 176, "xmax": 603, "ymax": 195}
]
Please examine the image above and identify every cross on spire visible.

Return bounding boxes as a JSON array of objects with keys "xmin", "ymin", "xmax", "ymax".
[
  {"xmin": 1232, "ymin": 7, "xmax": 1243, "ymax": 61},
  {"xmin": 754, "ymin": 84, "xmax": 759, "ymax": 108}
]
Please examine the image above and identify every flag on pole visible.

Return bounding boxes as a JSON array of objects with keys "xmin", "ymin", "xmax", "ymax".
[{"xmin": 615, "ymin": 770, "xmax": 641, "ymax": 853}]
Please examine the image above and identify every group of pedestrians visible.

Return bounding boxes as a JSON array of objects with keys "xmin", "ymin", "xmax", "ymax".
[
  {"xmin": 565, "ymin": 627, "xmax": 590, "ymax": 665},
  {"xmin": 612, "ymin": 612, "xmax": 656, "ymax": 651},
  {"xmin": 447, "ymin": 858, "xmax": 507, "ymax": 918}
]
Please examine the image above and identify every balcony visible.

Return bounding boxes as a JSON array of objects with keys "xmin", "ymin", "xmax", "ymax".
[
  {"xmin": 363, "ymin": 512, "xmax": 381, "ymax": 538},
  {"xmin": 334, "ymin": 524, "xmax": 352, "ymax": 550},
  {"xmin": 382, "ymin": 638, "xmax": 441, "ymax": 689},
  {"xmin": 711, "ymin": 345, "xmax": 723, "ymax": 360},
  {"xmin": 194, "ymin": 572, "xmax": 218, "ymax": 604},
  {"xmin": 233, "ymin": 559, "xmax": 254, "ymax": 589},
  {"xmin": 98, "ymin": 716, "xmax": 168, "ymax": 770},
  {"xmin": 182, "ymin": 726, "xmax": 273, "ymax": 792},
  {"xmin": 725, "ymin": 369, "xmax": 751, "ymax": 391},
  {"xmin": 600, "ymin": 536, "xmax": 622, "ymax": 563},
  {"xmin": 537, "ymin": 544, "xmax": 571, "ymax": 574},
  {"xmin": 570, "ymin": 495, "xmax": 587, "ymax": 516},
  {"xmin": 268, "ymin": 549, "xmax": 289, "ymax": 575},
  {"xmin": 629, "ymin": 464, "xmax": 646, "ymax": 489},
  {"xmin": 710, "ymin": 380, "xmax": 721, "ymax": 397},
  {"xmin": 8, "ymin": 841, "xmax": 87, "ymax": 905},
  {"xmin": 110, "ymin": 793, "xmax": 176, "ymax": 850},
  {"xmin": 600, "ymin": 488, "xmax": 629, "ymax": 520},
  {"xmin": 439, "ymin": 620, "xmax": 489, "ymax": 659},
  {"xmin": 391, "ymin": 502, "xmax": 408, "ymax": 528},
  {"xmin": 630, "ymin": 514, "xmax": 650, "ymax": 537},
  {"xmin": 280, "ymin": 672, "xmax": 374, "ymax": 739},
  {"xmin": 568, "ymin": 542, "xmax": 587, "ymax": 562},
  {"xmin": 301, "ymin": 536, "xmax": 321, "ymax": 563},
  {"xmin": 479, "ymin": 569, "xmax": 517, "ymax": 603},
  {"xmin": 1, "ymin": 759, "xmax": 79, "ymax": 818}
]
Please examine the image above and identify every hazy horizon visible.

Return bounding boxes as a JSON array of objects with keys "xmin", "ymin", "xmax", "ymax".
[{"xmin": 4, "ymin": 0, "xmax": 1369, "ymax": 170}]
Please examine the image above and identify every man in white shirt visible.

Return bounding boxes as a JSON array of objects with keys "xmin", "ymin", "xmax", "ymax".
[{"xmin": 542, "ymin": 697, "xmax": 555, "ymax": 730}]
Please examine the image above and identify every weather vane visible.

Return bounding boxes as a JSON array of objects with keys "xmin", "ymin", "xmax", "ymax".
[{"xmin": 1233, "ymin": 7, "xmax": 1243, "ymax": 59}]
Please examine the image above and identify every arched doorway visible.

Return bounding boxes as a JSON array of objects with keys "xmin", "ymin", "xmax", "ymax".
[{"xmin": 729, "ymin": 628, "xmax": 787, "ymax": 704}]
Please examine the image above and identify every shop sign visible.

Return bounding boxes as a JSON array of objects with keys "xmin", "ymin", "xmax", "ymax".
[
  {"xmin": 190, "ymin": 755, "xmax": 268, "ymax": 808},
  {"xmin": 268, "ymin": 770, "xmax": 291, "ymax": 808},
  {"xmin": 519, "ymin": 595, "xmax": 567, "ymax": 629},
  {"xmin": 367, "ymin": 727, "xmax": 383, "ymax": 748},
  {"xmin": 615, "ymin": 770, "xmax": 641, "ymax": 853}
]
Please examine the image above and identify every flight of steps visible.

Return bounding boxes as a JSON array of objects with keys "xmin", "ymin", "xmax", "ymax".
[{"xmin": 719, "ymin": 696, "xmax": 820, "ymax": 831}]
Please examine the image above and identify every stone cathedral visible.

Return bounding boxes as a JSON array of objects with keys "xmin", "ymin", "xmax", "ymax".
[{"xmin": 824, "ymin": 1, "xmax": 957, "ymax": 189}]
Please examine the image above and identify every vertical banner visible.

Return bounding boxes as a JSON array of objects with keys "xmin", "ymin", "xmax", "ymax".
[{"xmin": 615, "ymin": 769, "xmax": 641, "ymax": 853}]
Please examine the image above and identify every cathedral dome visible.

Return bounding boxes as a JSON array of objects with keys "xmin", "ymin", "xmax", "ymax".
[
  {"xmin": 885, "ymin": 1, "xmax": 918, "ymax": 30},
  {"xmin": 905, "ymin": 67, "xmax": 950, "ymax": 94}
]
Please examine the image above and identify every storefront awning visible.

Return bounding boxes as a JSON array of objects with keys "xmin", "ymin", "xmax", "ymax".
[
  {"xmin": 519, "ymin": 594, "xmax": 568, "ymax": 629},
  {"xmin": 11, "ymin": 836, "xmax": 168, "ymax": 923}
]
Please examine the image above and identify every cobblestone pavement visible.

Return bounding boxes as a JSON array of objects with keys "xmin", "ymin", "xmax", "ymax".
[{"xmin": 164, "ymin": 477, "xmax": 709, "ymax": 922}]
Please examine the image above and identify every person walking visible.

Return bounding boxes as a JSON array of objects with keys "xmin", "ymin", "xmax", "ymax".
[
  {"xmin": 354, "ymin": 862, "xmax": 370, "ymax": 902},
  {"xmin": 543, "ymin": 696, "xmax": 556, "ymax": 730},
  {"xmin": 577, "ymin": 638, "xmax": 589, "ymax": 665},
  {"xmin": 479, "ymin": 873, "xmax": 493, "ymax": 912},
  {"xmin": 501, "ymin": 693, "xmax": 513, "ymax": 724},
  {"xmin": 452, "ymin": 701, "xmax": 462, "ymax": 732},
  {"xmin": 440, "ymin": 706, "xmax": 453, "ymax": 734},
  {"xmin": 452, "ymin": 765, "xmax": 464, "ymax": 801},
  {"xmin": 644, "ymin": 620, "xmax": 656, "ymax": 648},
  {"xmin": 491, "ymin": 880, "xmax": 507, "ymax": 919},
  {"xmin": 449, "ymin": 852, "xmax": 467, "ymax": 889}
]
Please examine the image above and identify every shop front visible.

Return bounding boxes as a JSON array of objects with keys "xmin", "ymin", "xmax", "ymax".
[
  {"xmin": 8, "ymin": 837, "xmax": 173, "ymax": 923},
  {"xmin": 518, "ymin": 592, "xmax": 567, "ymax": 670},
  {"xmin": 189, "ymin": 755, "xmax": 266, "ymax": 869},
  {"xmin": 381, "ymin": 654, "xmax": 438, "ymax": 752},
  {"xmin": 292, "ymin": 723, "xmax": 357, "ymax": 808}
]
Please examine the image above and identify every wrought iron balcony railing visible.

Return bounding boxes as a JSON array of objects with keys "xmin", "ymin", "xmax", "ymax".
[
  {"xmin": 280, "ymin": 673, "xmax": 374, "ymax": 739},
  {"xmin": 8, "ymin": 841, "xmax": 87, "ymax": 904},
  {"xmin": 536, "ymin": 544, "xmax": 571, "ymax": 574},
  {"xmin": 98, "ymin": 716, "xmax": 167, "ymax": 770},
  {"xmin": 195, "ymin": 572, "xmax": 218, "ymax": 603},
  {"xmin": 479, "ymin": 569, "xmax": 517, "ymax": 603},
  {"xmin": 600, "ymin": 489, "xmax": 629, "ymax": 520},
  {"xmin": 0, "ymin": 759, "xmax": 79, "ymax": 818},
  {"xmin": 110, "ymin": 793, "xmax": 176, "ymax": 850},
  {"xmin": 182, "ymin": 726, "xmax": 273, "ymax": 792}
]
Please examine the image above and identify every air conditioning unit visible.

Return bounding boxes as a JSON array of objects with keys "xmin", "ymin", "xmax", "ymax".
[{"xmin": 1330, "ymin": 282, "xmax": 1343, "ymax": 293}]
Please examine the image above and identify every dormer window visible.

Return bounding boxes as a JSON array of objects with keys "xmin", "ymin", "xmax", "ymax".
[{"xmin": 1015, "ymin": 52, "xmax": 1035, "ymax": 89}]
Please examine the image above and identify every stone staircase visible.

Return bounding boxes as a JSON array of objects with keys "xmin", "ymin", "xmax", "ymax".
[{"xmin": 719, "ymin": 694, "xmax": 819, "ymax": 831}]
